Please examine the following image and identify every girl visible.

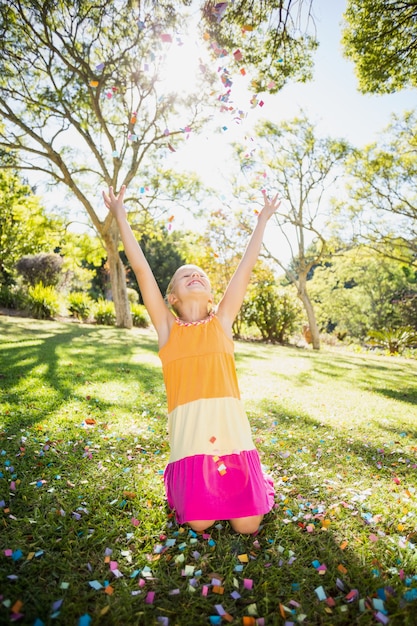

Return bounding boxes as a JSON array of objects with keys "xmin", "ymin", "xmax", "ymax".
[{"xmin": 103, "ymin": 185, "xmax": 279, "ymax": 534}]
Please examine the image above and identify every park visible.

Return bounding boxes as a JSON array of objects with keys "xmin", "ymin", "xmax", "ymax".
[{"xmin": 1, "ymin": 1, "xmax": 416, "ymax": 624}]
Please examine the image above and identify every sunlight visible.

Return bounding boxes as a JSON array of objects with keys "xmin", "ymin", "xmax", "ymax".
[{"xmin": 159, "ymin": 36, "xmax": 205, "ymax": 95}]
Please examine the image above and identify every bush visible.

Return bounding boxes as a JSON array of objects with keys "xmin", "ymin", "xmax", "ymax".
[
  {"xmin": 127, "ymin": 288, "xmax": 139, "ymax": 304},
  {"xmin": 67, "ymin": 292, "xmax": 93, "ymax": 321},
  {"xmin": 0, "ymin": 284, "xmax": 25, "ymax": 310},
  {"xmin": 367, "ymin": 327, "xmax": 417, "ymax": 355},
  {"xmin": 94, "ymin": 299, "xmax": 116, "ymax": 326},
  {"xmin": 25, "ymin": 282, "xmax": 60, "ymax": 319},
  {"xmin": 245, "ymin": 286, "xmax": 302, "ymax": 343},
  {"xmin": 131, "ymin": 303, "xmax": 150, "ymax": 328},
  {"xmin": 16, "ymin": 253, "xmax": 63, "ymax": 287}
]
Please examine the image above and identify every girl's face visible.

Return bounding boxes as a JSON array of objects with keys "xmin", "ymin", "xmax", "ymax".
[{"xmin": 167, "ymin": 265, "xmax": 212, "ymax": 308}]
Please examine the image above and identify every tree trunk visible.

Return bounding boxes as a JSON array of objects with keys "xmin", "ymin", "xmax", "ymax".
[
  {"xmin": 297, "ymin": 275, "xmax": 320, "ymax": 350},
  {"xmin": 103, "ymin": 221, "xmax": 132, "ymax": 329}
]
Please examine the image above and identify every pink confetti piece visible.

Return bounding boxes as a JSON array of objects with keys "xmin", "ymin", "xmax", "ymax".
[
  {"xmin": 145, "ymin": 591, "xmax": 155, "ymax": 604},
  {"xmin": 243, "ymin": 579, "xmax": 253, "ymax": 590},
  {"xmin": 345, "ymin": 589, "xmax": 359, "ymax": 602},
  {"xmin": 109, "ymin": 561, "xmax": 118, "ymax": 570},
  {"xmin": 160, "ymin": 34, "xmax": 172, "ymax": 43}
]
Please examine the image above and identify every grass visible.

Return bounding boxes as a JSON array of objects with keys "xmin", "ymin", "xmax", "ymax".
[{"xmin": 0, "ymin": 315, "xmax": 416, "ymax": 626}]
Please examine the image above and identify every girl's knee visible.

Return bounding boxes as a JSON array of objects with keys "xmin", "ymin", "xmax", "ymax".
[
  {"xmin": 230, "ymin": 515, "xmax": 263, "ymax": 534},
  {"xmin": 188, "ymin": 519, "xmax": 215, "ymax": 532}
]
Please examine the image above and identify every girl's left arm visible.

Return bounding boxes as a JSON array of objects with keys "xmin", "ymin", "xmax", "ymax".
[{"xmin": 217, "ymin": 191, "xmax": 280, "ymax": 328}]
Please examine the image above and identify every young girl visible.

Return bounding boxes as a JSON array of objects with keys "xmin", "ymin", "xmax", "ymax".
[{"xmin": 103, "ymin": 185, "xmax": 279, "ymax": 534}]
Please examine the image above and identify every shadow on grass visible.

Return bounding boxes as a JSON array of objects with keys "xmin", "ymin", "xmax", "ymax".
[
  {"xmin": 0, "ymin": 316, "xmax": 163, "ymax": 432},
  {"xmin": 372, "ymin": 387, "xmax": 417, "ymax": 406}
]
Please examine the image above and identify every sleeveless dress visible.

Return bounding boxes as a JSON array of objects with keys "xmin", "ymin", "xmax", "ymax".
[{"xmin": 158, "ymin": 313, "xmax": 274, "ymax": 524}]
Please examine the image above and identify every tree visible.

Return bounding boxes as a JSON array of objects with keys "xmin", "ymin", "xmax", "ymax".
[
  {"xmin": 0, "ymin": 0, "xmax": 215, "ymax": 328},
  {"xmin": 0, "ymin": 169, "xmax": 61, "ymax": 285},
  {"xmin": 342, "ymin": 0, "xmax": 417, "ymax": 94},
  {"xmin": 308, "ymin": 244, "xmax": 417, "ymax": 340},
  {"xmin": 234, "ymin": 114, "xmax": 351, "ymax": 349},
  {"xmin": 342, "ymin": 110, "xmax": 417, "ymax": 262}
]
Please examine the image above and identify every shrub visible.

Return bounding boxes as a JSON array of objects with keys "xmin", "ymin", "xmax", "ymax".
[
  {"xmin": 367, "ymin": 327, "xmax": 417, "ymax": 355},
  {"xmin": 16, "ymin": 253, "xmax": 63, "ymax": 287},
  {"xmin": 246, "ymin": 286, "xmax": 302, "ymax": 343},
  {"xmin": 127, "ymin": 288, "xmax": 139, "ymax": 304},
  {"xmin": 94, "ymin": 299, "xmax": 115, "ymax": 326},
  {"xmin": 67, "ymin": 292, "xmax": 93, "ymax": 321},
  {"xmin": 0, "ymin": 284, "xmax": 25, "ymax": 310},
  {"xmin": 131, "ymin": 303, "xmax": 150, "ymax": 328},
  {"xmin": 25, "ymin": 282, "xmax": 60, "ymax": 319}
]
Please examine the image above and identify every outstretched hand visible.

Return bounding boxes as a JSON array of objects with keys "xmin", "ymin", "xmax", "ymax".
[
  {"xmin": 102, "ymin": 185, "xmax": 127, "ymax": 220},
  {"xmin": 259, "ymin": 190, "xmax": 281, "ymax": 220}
]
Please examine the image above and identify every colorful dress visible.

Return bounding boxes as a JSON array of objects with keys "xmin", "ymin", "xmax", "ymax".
[{"xmin": 159, "ymin": 313, "xmax": 274, "ymax": 524}]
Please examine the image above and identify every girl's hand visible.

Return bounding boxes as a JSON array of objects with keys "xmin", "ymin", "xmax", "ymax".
[
  {"xmin": 102, "ymin": 185, "xmax": 127, "ymax": 220},
  {"xmin": 259, "ymin": 190, "xmax": 281, "ymax": 220}
]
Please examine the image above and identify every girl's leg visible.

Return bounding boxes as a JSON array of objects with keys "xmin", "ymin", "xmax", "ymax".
[
  {"xmin": 188, "ymin": 519, "xmax": 215, "ymax": 532},
  {"xmin": 230, "ymin": 514, "xmax": 263, "ymax": 534}
]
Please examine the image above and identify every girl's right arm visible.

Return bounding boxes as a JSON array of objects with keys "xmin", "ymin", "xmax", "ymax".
[{"xmin": 102, "ymin": 185, "xmax": 173, "ymax": 345}]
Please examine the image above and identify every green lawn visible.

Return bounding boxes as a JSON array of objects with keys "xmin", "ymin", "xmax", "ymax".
[{"xmin": 1, "ymin": 315, "xmax": 416, "ymax": 626}]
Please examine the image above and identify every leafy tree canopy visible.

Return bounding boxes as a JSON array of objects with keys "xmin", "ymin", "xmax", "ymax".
[
  {"xmin": 200, "ymin": 0, "xmax": 318, "ymax": 92},
  {"xmin": 0, "ymin": 169, "xmax": 62, "ymax": 285},
  {"xmin": 342, "ymin": 0, "xmax": 417, "ymax": 94},
  {"xmin": 343, "ymin": 110, "xmax": 417, "ymax": 262}
]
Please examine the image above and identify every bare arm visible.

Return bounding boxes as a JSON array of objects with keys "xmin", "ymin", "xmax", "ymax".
[
  {"xmin": 102, "ymin": 186, "xmax": 173, "ymax": 345},
  {"xmin": 217, "ymin": 191, "xmax": 280, "ymax": 330}
]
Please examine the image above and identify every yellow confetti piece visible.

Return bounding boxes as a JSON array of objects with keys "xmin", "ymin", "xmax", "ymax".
[
  {"xmin": 238, "ymin": 554, "xmax": 249, "ymax": 563},
  {"xmin": 26, "ymin": 552, "xmax": 35, "ymax": 561},
  {"xmin": 89, "ymin": 80, "xmax": 99, "ymax": 87},
  {"xmin": 398, "ymin": 523, "xmax": 405, "ymax": 531},
  {"xmin": 100, "ymin": 606, "xmax": 110, "ymax": 616},
  {"xmin": 321, "ymin": 519, "xmax": 331, "ymax": 528}
]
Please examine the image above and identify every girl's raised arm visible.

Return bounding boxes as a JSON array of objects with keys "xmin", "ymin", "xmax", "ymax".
[
  {"xmin": 102, "ymin": 186, "xmax": 173, "ymax": 344},
  {"xmin": 217, "ymin": 191, "xmax": 280, "ymax": 330}
]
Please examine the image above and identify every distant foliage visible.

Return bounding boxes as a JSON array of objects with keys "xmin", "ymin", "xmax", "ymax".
[
  {"xmin": 131, "ymin": 304, "xmax": 150, "ymax": 328},
  {"xmin": 25, "ymin": 282, "xmax": 60, "ymax": 320},
  {"xmin": 16, "ymin": 253, "xmax": 63, "ymax": 287},
  {"xmin": 67, "ymin": 292, "xmax": 93, "ymax": 321},
  {"xmin": 245, "ymin": 285, "xmax": 301, "ymax": 343},
  {"xmin": 367, "ymin": 327, "xmax": 417, "ymax": 355},
  {"xmin": 126, "ymin": 288, "xmax": 139, "ymax": 304},
  {"xmin": 0, "ymin": 284, "xmax": 25, "ymax": 310},
  {"xmin": 94, "ymin": 299, "xmax": 116, "ymax": 326}
]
